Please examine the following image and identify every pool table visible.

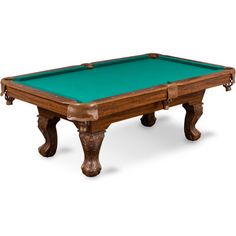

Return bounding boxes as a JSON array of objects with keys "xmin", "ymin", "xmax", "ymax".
[{"xmin": 1, "ymin": 53, "xmax": 235, "ymax": 177}]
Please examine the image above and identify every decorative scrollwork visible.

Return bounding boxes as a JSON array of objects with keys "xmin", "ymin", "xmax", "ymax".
[{"xmin": 79, "ymin": 131, "xmax": 105, "ymax": 177}]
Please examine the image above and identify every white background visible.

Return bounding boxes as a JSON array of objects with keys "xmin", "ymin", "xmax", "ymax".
[{"xmin": 0, "ymin": 0, "xmax": 235, "ymax": 235}]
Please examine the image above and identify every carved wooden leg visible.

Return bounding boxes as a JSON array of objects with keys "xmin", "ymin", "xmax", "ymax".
[
  {"xmin": 38, "ymin": 107, "xmax": 60, "ymax": 157},
  {"xmin": 140, "ymin": 112, "xmax": 156, "ymax": 127},
  {"xmin": 79, "ymin": 131, "xmax": 105, "ymax": 177},
  {"xmin": 183, "ymin": 103, "xmax": 203, "ymax": 141}
]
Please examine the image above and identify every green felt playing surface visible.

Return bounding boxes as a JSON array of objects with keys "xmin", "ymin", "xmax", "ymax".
[{"xmin": 14, "ymin": 54, "xmax": 224, "ymax": 103}]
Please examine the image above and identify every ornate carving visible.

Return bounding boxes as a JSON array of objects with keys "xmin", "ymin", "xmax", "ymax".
[
  {"xmin": 79, "ymin": 131, "xmax": 105, "ymax": 177},
  {"xmin": 183, "ymin": 103, "xmax": 203, "ymax": 141},
  {"xmin": 140, "ymin": 113, "xmax": 156, "ymax": 127},
  {"xmin": 38, "ymin": 110, "xmax": 60, "ymax": 157}
]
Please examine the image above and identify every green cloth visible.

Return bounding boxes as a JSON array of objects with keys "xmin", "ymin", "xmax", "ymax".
[{"xmin": 14, "ymin": 54, "xmax": 224, "ymax": 103}]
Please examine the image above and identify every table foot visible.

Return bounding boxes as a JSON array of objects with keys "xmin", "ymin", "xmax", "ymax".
[
  {"xmin": 5, "ymin": 94, "xmax": 15, "ymax": 105},
  {"xmin": 79, "ymin": 131, "xmax": 105, "ymax": 177},
  {"xmin": 140, "ymin": 113, "xmax": 156, "ymax": 127},
  {"xmin": 183, "ymin": 103, "xmax": 203, "ymax": 141},
  {"xmin": 38, "ymin": 107, "xmax": 60, "ymax": 157}
]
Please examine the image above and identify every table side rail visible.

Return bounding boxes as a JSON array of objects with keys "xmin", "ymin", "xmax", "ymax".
[
  {"xmin": 85, "ymin": 90, "xmax": 205, "ymax": 133},
  {"xmin": 94, "ymin": 70, "xmax": 233, "ymax": 118},
  {"xmin": 1, "ymin": 68, "xmax": 234, "ymax": 122}
]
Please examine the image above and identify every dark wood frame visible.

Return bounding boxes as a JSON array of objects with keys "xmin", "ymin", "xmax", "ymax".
[{"xmin": 1, "ymin": 53, "xmax": 235, "ymax": 177}]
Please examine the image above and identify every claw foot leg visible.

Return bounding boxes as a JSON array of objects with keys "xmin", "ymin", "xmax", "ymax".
[
  {"xmin": 183, "ymin": 103, "xmax": 203, "ymax": 141},
  {"xmin": 38, "ymin": 107, "xmax": 60, "ymax": 157},
  {"xmin": 79, "ymin": 131, "xmax": 105, "ymax": 177}
]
